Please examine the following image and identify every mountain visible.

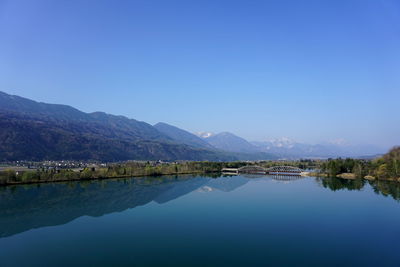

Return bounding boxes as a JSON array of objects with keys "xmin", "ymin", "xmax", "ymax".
[
  {"xmin": 154, "ymin": 122, "xmax": 214, "ymax": 149},
  {"xmin": 0, "ymin": 91, "xmax": 168, "ymax": 142},
  {"xmin": 153, "ymin": 125, "xmax": 276, "ymax": 160},
  {"xmin": 0, "ymin": 91, "xmax": 233, "ymax": 162},
  {"xmin": 203, "ymin": 132, "xmax": 259, "ymax": 153}
]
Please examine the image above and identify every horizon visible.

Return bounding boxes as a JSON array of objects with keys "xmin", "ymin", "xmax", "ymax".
[{"xmin": 1, "ymin": 0, "xmax": 399, "ymax": 149}]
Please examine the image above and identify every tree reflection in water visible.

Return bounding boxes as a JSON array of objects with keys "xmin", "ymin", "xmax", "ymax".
[{"xmin": 316, "ymin": 176, "xmax": 400, "ymax": 201}]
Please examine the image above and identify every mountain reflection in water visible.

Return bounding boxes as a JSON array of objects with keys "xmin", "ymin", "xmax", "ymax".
[
  {"xmin": 0, "ymin": 174, "xmax": 399, "ymax": 239},
  {"xmin": 0, "ymin": 174, "xmax": 248, "ymax": 238}
]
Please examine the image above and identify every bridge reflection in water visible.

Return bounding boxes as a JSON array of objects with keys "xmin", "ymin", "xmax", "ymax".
[
  {"xmin": 269, "ymin": 175, "xmax": 304, "ymax": 182},
  {"xmin": 222, "ymin": 165, "xmax": 304, "ymax": 176},
  {"xmin": 239, "ymin": 173, "xmax": 304, "ymax": 182}
]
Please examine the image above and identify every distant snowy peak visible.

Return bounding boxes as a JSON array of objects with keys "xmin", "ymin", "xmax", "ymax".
[
  {"xmin": 263, "ymin": 137, "xmax": 296, "ymax": 148},
  {"xmin": 195, "ymin": 132, "xmax": 214, "ymax": 138},
  {"xmin": 326, "ymin": 138, "xmax": 349, "ymax": 146}
]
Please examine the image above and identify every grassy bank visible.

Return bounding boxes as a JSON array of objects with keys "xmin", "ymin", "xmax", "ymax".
[
  {"xmin": 0, "ymin": 159, "xmax": 321, "ymax": 186},
  {"xmin": 0, "ymin": 161, "xmax": 245, "ymax": 186}
]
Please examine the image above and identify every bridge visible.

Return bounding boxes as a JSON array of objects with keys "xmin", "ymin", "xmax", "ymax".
[
  {"xmin": 222, "ymin": 165, "xmax": 303, "ymax": 176},
  {"xmin": 265, "ymin": 166, "xmax": 303, "ymax": 176}
]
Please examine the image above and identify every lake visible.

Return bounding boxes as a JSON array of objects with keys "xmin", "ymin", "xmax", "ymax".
[{"xmin": 1, "ymin": 174, "xmax": 400, "ymax": 266}]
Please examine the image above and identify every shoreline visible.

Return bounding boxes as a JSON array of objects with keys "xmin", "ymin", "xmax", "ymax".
[
  {"xmin": 2, "ymin": 170, "xmax": 400, "ymax": 187},
  {"xmin": 0, "ymin": 170, "xmax": 217, "ymax": 187},
  {"xmin": 307, "ymin": 172, "xmax": 400, "ymax": 182}
]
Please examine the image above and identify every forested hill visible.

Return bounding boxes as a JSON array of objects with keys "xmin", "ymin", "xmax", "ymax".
[{"xmin": 0, "ymin": 91, "xmax": 235, "ymax": 161}]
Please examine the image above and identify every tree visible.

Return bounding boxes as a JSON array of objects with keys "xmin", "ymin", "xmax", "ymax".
[{"xmin": 376, "ymin": 164, "xmax": 388, "ymax": 179}]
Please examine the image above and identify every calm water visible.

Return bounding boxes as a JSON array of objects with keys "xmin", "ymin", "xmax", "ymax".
[{"xmin": 1, "ymin": 175, "xmax": 400, "ymax": 266}]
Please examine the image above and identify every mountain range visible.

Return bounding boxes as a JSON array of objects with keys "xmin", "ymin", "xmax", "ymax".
[
  {"xmin": 0, "ymin": 91, "xmax": 384, "ymax": 162},
  {"xmin": 0, "ymin": 91, "xmax": 235, "ymax": 161},
  {"xmin": 250, "ymin": 138, "xmax": 384, "ymax": 159},
  {"xmin": 193, "ymin": 132, "xmax": 384, "ymax": 159}
]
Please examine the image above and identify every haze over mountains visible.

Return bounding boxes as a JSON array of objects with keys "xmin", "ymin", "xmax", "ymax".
[
  {"xmin": 0, "ymin": 91, "xmax": 384, "ymax": 162},
  {"xmin": 198, "ymin": 132, "xmax": 258, "ymax": 154},
  {"xmin": 194, "ymin": 132, "xmax": 384, "ymax": 159}
]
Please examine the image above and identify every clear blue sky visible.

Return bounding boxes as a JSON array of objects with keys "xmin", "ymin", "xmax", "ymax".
[{"xmin": 1, "ymin": 0, "xmax": 399, "ymax": 148}]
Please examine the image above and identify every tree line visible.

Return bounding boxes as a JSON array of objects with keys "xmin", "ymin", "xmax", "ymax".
[{"xmin": 320, "ymin": 147, "xmax": 400, "ymax": 180}]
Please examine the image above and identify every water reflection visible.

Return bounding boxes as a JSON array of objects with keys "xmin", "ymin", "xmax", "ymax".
[
  {"xmin": 370, "ymin": 180, "xmax": 400, "ymax": 201},
  {"xmin": 0, "ymin": 174, "xmax": 248, "ymax": 238},
  {"xmin": 1, "ymin": 175, "xmax": 399, "ymax": 239},
  {"xmin": 226, "ymin": 174, "xmax": 305, "ymax": 182},
  {"xmin": 316, "ymin": 177, "xmax": 365, "ymax": 191},
  {"xmin": 316, "ymin": 176, "xmax": 400, "ymax": 201}
]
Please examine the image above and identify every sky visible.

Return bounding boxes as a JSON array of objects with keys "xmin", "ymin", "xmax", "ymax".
[{"xmin": 0, "ymin": 0, "xmax": 399, "ymax": 148}]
